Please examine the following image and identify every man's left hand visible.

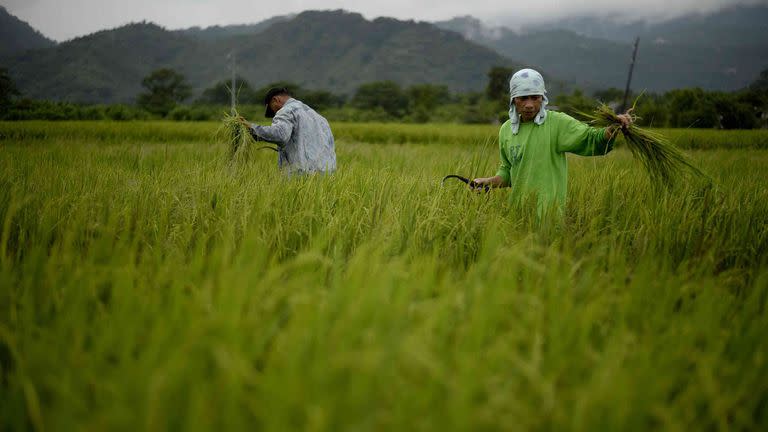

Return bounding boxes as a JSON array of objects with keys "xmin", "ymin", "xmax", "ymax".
[
  {"xmin": 237, "ymin": 116, "xmax": 250, "ymax": 126},
  {"xmin": 616, "ymin": 108, "xmax": 634, "ymax": 130}
]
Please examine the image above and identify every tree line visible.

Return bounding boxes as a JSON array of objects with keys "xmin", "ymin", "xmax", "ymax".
[{"xmin": 2, "ymin": 66, "xmax": 767, "ymax": 129}]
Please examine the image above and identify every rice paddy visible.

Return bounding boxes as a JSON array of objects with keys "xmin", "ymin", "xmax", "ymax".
[{"xmin": 1, "ymin": 120, "xmax": 767, "ymax": 431}]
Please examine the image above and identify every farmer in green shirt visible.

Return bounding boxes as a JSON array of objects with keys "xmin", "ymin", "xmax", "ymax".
[{"xmin": 473, "ymin": 68, "xmax": 633, "ymax": 215}]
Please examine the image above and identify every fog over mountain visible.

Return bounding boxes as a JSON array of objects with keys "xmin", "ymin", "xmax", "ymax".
[
  {"xmin": 1, "ymin": 2, "xmax": 766, "ymax": 102},
  {"xmin": 2, "ymin": 10, "xmax": 518, "ymax": 103},
  {"xmin": 1, "ymin": 0, "xmax": 765, "ymax": 42},
  {"xmin": 435, "ymin": 5, "xmax": 768, "ymax": 92}
]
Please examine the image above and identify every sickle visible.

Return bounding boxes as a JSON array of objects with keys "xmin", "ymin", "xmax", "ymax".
[{"xmin": 441, "ymin": 175, "xmax": 490, "ymax": 192}]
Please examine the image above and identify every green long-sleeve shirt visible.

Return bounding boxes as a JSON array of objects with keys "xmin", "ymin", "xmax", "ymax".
[{"xmin": 495, "ymin": 110, "xmax": 615, "ymax": 214}]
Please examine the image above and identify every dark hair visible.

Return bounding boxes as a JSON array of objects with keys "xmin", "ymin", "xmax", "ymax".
[
  {"xmin": 263, "ymin": 87, "xmax": 292, "ymax": 118},
  {"xmin": 263, "ymin": 87, "xmax": 291, "ymax": 105}
]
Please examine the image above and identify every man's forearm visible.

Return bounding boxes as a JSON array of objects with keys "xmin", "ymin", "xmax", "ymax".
[
  {"xmin": 247, "ymin": 125, "xmax": 262, "ymax": 142},
  {"xmin": 489, "ymin": 175, "xmax": 508, "ymax": 188},
  {"xmin": 250, "ymin": 122, "xmax": 291, "ymax": 144},
  {"xmin": 604, "ymin": 125, "xmax": 621, "ymax": 141},
  {"xmin": 474, "ymin": 175, "xmax": 509, "ymax": 188}
]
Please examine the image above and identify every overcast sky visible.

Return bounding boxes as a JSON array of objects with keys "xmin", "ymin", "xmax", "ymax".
[{"xmin": 2, "ymin": 0, "xmax": 766, "ymax": 41}]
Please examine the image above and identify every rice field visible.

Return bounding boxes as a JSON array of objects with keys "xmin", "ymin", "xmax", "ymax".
[{"xmin": 1, "ymin": 121, "xmax": 767, "ymax": 431}]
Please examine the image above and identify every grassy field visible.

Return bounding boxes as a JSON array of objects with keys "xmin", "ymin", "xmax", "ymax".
[
  {"xmin": 3, "ymin": 120, "xmax": 768, "ymax": 149},
  {"xmin": 1, "ymin": 121, "xmax": 767, "ymax": 431}
]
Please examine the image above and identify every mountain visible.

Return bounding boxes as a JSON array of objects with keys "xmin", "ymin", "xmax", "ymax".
[
  {"xmin": 0, "ymin": 6, "xmax": 56, "ymax": 58},
  {"xmin": 435, "ymin": 16, "xmax": 504, "ymax": 42},
  {"xmin": 203, "ymin": 10, "xmax": 520, "ymax": 95},
  {"xmin": 7, "ymin": 5, "xmax": 764, "ymax": 103},
  {"xmin": 436, "ymin": 5, "xmax": 768, "ymax": 93},
  {"xmin": 6, "ymin": 22, "xmax": 206, "ymax": 103},
  {"xmin": 175, "ymin": 14, "xmax": 294, "ymax": 41},
  {"xmin": 5, "ymin": 10, "xmax": 522, "ymax": 103},
  {"xmin": 533, "ymin": 5, "xmax": 768, "ymax": 45}
]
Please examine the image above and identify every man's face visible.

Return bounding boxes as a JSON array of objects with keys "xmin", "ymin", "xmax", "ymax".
[
  {"xmin": 513, "ymin": 95, "xmax": 543, "ymax": 122},
  {"xmin": 268, "ymin": 95, "xmax": 288, "ymax": 116}
]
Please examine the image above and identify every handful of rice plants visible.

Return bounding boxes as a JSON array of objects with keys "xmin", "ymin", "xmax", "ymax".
[
  {"xmin": 218, "ymin": 110, "xmax": 280, "ymax": 163},
  {"xmin": 219, "ymin": 109, "xmax": 256, "ymax": 162},
  {"xmin": 582, "ymin": 103, "xmax": 706, "ymax": 188}
]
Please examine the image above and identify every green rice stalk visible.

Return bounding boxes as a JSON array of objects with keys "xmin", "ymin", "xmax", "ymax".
[
  {"xmin": 218, "ymin": 109, "xmax": 281, "ymax": 163},
  {"xmin": 218, "ymin": 109, "xmax": 256, "ymax": 162},
  {"xmin": 580, "ymin": 102, "xmax": 706, "ymax": 188}
]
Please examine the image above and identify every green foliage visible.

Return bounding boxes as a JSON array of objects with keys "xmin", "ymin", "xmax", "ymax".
[
  {"xmin": 4, "ymin": 7, "xmax": 768, "ymax": 106},
  {"xmin": 408, "ymin": 84, "xmax": 451, "ymax": 110},
  {"xmin": 593, "ymin": 87, "xmax": 625, "ymax": 104},
  {"xmin": 197, "ymin": 76, "xmax": 259, "ymax": 105},
  {"xmin": 666, "ymin": 88, "xmax": 719, "ymax": 128},
  {"xmin": 3, "ymin": 120, "xmax": 766, "ymax": 149},
  {"xmin": 0, "ymin": 68, "xmax": 20, "ymax": 108},
  {"xmin": 632, "ymin": 94, "xmax": 669, "ymax": 127},
  {"xmin": 749, "ymin": 67, "xmax": 768, "ymax": 93},
  {"xmin": 485, "ymin": 66, "xmax": 515, "ymax": 103},
  {"xmin": 301, "ymin": 89, "xmax": 345, "ymax": 111},
  {"xmin": 712, "ymin": 93, "xmax": 759, "ymax": 130},
  {"xmin": 622, "ymin": 83, "xmax": 767, "ymax": 129},
  {"xmin": 352, "ymin": 81, "xmax": 409, "ymax": 118},
  {"xmin": 0, "ymin": 6, "xmax": 55, "ymax": 57},
  {"xmin": 5, "ymin": 11, "xmax": 510, "ymax": 103},
  {"xmin": 555, "ymin": 89, "xmax": 598, "ymax": 120},
  {"xmin": 137, "ymin": 68, "xmax": 192, "ymax": 117},
  {"xmin": 3, "ymin": 61, "xmax": 768, "ymax": 128},
  {"xmin": 405, "ymin": 84, "xmax": 451, "ymax": 123},
  {"xmin": 177, "ymin": 15, "xmax": 292, "ymax": 41},
  {"xmin": 243, "ymin": 82, "xmax": 346, "ymax": 113},
  {"xmin": 0, "ymin": 99, "xmax": 150, "ymax": 121},
  {"xmin": 0, "ymin": 122, "xmax": 767, "ymax": 430},
  {"xmin": 167, "ymin": 105, "xmax": 222, "ymax": 121}
]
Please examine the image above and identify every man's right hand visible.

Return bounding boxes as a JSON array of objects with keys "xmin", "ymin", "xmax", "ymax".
[{"xmin": 472, "ymin": 175, "xmax": 505, "ymax": 188}]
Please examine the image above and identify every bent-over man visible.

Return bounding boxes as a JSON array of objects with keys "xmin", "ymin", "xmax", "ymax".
[{"xmin": 240, "ymin": 87, "xmax": 336, "ymax": 174}]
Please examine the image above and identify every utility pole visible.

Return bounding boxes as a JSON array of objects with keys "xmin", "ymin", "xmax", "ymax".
[
  {"xmin": 229, "ymin": 51, "xmax": 237, "ymax": 115},
  {"xmin": 621, "ymin": 37, "xmax": 640, "ymax": 113}
]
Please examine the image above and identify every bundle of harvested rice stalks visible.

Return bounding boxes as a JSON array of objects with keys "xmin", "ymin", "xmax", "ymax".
[
  {"xmin": 582, "ymin": 103, "xmax": 706, "ymax": 188},
  {"xmin": 218, "ymin": 110, "xmax": 279, "ymax": 162},
  {"xmin": 219, "ymin": 110, "xmax": 253, "ymax": 161}
]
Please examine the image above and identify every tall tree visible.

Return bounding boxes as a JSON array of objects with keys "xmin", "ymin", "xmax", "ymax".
[
  {"xmin": 302, "ymin": 90, "xmax": 345, "ymax": 111},
  {"xmin": 137, "ymin": 68, "xmax": 191, "ymax": 117},
  {"xmin": 593, "ymin": 88, "xmax": 625, "ymax": 104},
  {"xmin": 352, "ymin": 81, "xmax": 409, "ymax": 118},
  {"xmin": 0, "ymin": 68, "xmax": 20, "ymax": 107},
  {"xmin": 408, "ymin": 84, "xmax": 451, "ymax": 111},
  {"xmin": 485, "ymin": 66, "xmax": 515, "ymax": 102},
  {"xmin": 555, "ymin": 89, "xmax": 597, "ymax": 119},
  {"xmin": 749, "ymin": 68, "xmax": 768, "ymax": 93},
  {"xmin": 666, "ymin": 88, "xmax": 719, "ymax": 128},
  {"xmin": 197, "ymin": 77, "xmax": 258, "ymax": 105}
]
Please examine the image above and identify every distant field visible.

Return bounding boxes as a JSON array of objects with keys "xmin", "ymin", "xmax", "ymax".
[
  {"xmin": 2, "ymin": 120, "xmax": 768, "ymax": 149},
  {"xmin": 1, "ymin": 122, "xmax": 767, "ymax": 431}
]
